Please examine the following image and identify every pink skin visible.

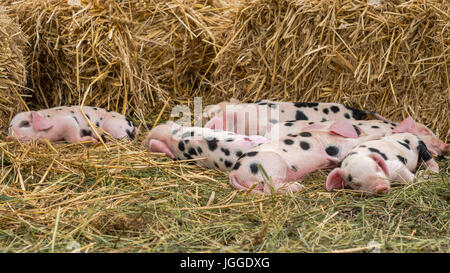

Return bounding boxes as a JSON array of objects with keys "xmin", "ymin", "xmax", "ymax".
[
  {"xmin": 326, "ymin": 132, "xmax": 440, "ymax": 195},
  {"xmin": 229, "ymin": 120, "xmax": 384, "ymax": 195},
  {"xmin": 8, "ymin": 106, "xmax": 135, "ymax": 143},
  {"xmin": 142, "ymin": 122, "xmax": 271, "ymax": 172},
  {"xmin": 392, "ymin": 117, "xmax": 448, "ymax": 156}
]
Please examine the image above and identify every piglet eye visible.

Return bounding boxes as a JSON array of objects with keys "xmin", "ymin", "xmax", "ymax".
[{"xmin": 19, "ymin": 121, "xmax": 30, "ymax": 128}]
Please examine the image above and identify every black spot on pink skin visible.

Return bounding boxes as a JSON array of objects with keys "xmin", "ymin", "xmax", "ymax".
[
  {"xmin": 344, "ymin": 113, "xmax": 351, "ymax": 119},
  {"xmin": 270, "ymin": 119, "xmax": 278, "ymax": 124},
  {"xmin": 214, "ymin": 162, "xmax": 219, "ymax": 168},
  {"xmin": 404, "ymin": 139, "xmax": 410, "ymax": 144},
  {"xmin": 282, "ymin": 149, "xmax": 288, "ymax": 152},
  {"xmin": 178, "ymin": 141, "xmax": 185, "ymax": 151},
  {"xmin": 330, "ymin": 106, "xmax": 340, "ymax": 113},
  {"xmin": 224, "ymin": 160, "xmax": 233, "ymax": 168},
  {"xmin": 205, "ymin": 137, "xmax": 219, "ymax": 151},
  {"xmin": 86, "ymin": 114, "xmax": 90, "ymax": 120},
  {"xmin": 299, "ymin": 132, "xmax": 312, "ymax": 137},
  {"xmin": 314, "ymin": 108, "xmax": 318, "ymax": 111},
  {"xmin": 397, "ymin": 155, "xmax": 407, "ymax": 164},
  {"xmin": 308, "ymin": 122, "xmax": 314, "ymax": 125},
  {"xmin": 96, "ymin": 121, "xmax": 100, "ymax": 127},
  {"xmin": 368, "ymin": 147, "xmax": 388, "ymax": 160},
  {"xmin": 291, "ymin": 165, "xmax": 298, "ymax": 172},
  {"xmin": 70, "ymin": 111, "xmax": 75, "ymax": 114},
  {"xmin": 221, "ymin": 147, "xmax": 230, "ymax": 156},
  {"xmin": 287, "ymin": 134, "xmax": 297, "ymax": 137},
  {"xmin": 247, "ymin": 151, "xmax": 258, "ymax": 157},
  {"xmin": 323, "ymin": 108, "xmax": 329, "ymax": 114},
  {"xmin": 250, "ymin": 163, "xmax": 259, "ymax": 174},
  {"xmin": 325, "ymin": 146, "xmax": 339, "ymax": 156},
  {"xmin": 295, "ymin": 111, "xmax": 308, "ymax": 120},
  {"xmin": 188, "ymin": 147, "xmax": 197, "ymax": 156},
  {"xmin": 371, "ymin": 125, "xmax": 380, "ymax": 129},
  {"xmin": 236, "ymin": 150, "xmax": 243, "ymax": 157},
  {"xmin": 321, "ymin": 118, "xmax": 327, "ymax": 122},
  {"xmin": 81, "ymin": 129, "xmax": 92, "ymax": 137},
  {"xmin": 300, "ymin": 141, "xmax": 310, "ymax": 150},
  {"xmin": 348, "ymin": 174, "xmax": 353, "ymax": 182},
  {"xmin": 397, "ymin": 141, "xmax": 410, "ymax": 150},
  {"xmin": 197, "ymin": 147, "xmax": 203, "ymax": 155},
  {"xmin": 417, "ymin": 140, "xmax": 432, "ymax": 162},
  {"xmin": 233, "ymin": 161, "xmax": 241, "ymax": 170},
  {"xmin": 126, "ymin": 128, "xmax": 135, "ymax": 138},
  {"xmin": 284, "ymin": 139, "xmax": 294, "ymax": 145},
  {"xmin": 352, "ymin": 125, "xmax": 361, "ymax": 136},
  {"xmin": 284, "ymin": 122, "xmax": 294, "ymax": 127},
  {"xmin": 225, "ymin": 138, "xmax": 234, "ymax": 142},
  {"xmin": 183, "ymin": 153, "xmax": 193, "ymax": 160},
  {"xmin": 171, "ymin": 128, "xmax": 180, "ymax": 135},
  {"xmin": 219, "ymin": 158, "xmax": 223, "ymax": 162},
  {"xmin": 268, "ymin": 103, "xmax": 277, "ymax": 109}
]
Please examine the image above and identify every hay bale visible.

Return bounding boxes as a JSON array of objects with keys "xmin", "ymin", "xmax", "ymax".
[
  {"xmin": 6, "ymin": 0, "xmax": 231, "ymax": 117},
  {"xmin": 0, "ymin": 6, "xmax": 27, "ymax": 137},
  {"xmin": 212, "ymin": 0, "xmax": 449, "ymax": 141}
]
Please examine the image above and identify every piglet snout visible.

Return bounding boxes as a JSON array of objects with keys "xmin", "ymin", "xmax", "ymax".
[{"xmin": 374, "ymin": 184, "xmax": 390, "ymax": 194}]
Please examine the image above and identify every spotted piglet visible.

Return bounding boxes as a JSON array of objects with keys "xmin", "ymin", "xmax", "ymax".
[
  {"xmin": 229, "ymin": 120, "xmax": 384, "ymax": 194},
  {"xmin": 142, "ymin": 122, "xmax": 270, "ymax": 172},
  {"xmin": 275, "ymin": 117, "xmax": 448, "ymax": 155},
  {"xmin": 326, "ymin": 133, "xmax": 440, "ymax": 195},
  {"xmin": 8, "ymin": 106, "xmax": 136, "ymax": 143},
  {"xmin": 204, "ymin": 99, "xmax": 389, "ymax": 136}
]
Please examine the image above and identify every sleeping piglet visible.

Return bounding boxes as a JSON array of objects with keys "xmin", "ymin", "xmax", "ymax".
[
  {"xmin": 204, "ymin": 99, "xmax": 390, "ymax": 136},
  {"xmin": 326, "ymin": 132, "xmax": 440, "ymax": 195},
  {"xmin": 8, "ymin": 106, "xmax": 136, "ymax": 143},
  {"xmin": 142, "ymin": 122, "xmax": 270, "ymax": 172},
  {"xmin": 229, "ymin": 120, "xmax": 384, "ymax": 195},
  {"xmin": 275, "ymin": 117, "xmax": 448, "ymax": 155}
]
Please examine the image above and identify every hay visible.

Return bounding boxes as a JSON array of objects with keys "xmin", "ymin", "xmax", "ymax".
[
  {"xmin": 212, "ymin": 0, "xmax": 449, "ymax": 141},
  {"xmin": 0, "ymin": 6, "xmax": 27, "ymax": 137},
  {"xmin": 6, "ymin": 0, "xmax": 231, "ymax": 119}
]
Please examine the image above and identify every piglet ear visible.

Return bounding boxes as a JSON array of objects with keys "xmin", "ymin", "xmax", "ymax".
[
  {"xmin": 329, "ymin": 120, "xmax": 358, "ymax": 138},
  {"xmin": 31, "ymin": 111, "xmax": 53, "ymax": 131},
  {"xmin": 392, "ymin": 117, "xmax": 418, "ymax": 134},
  {"xmin": 326, "ymin": 168, "xmax": 346, "ymax": 191},
  {"xmin": 369, "ymin": 153, "xmax": 390, "ymax": 177}
]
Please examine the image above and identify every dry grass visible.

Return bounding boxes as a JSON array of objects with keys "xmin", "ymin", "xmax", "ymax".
[
  {"xmin": 0, "ymin": 6, "xmax": 28, "ymax": 137},
  {"xmin": 0, "ymin": 0, "xmax": 448, "ymax": 253},
  {"xmin": 6, "ymin": 0, "xmax": 231, "ymax": 117},
  {"xmin": 212, "ymin": 0, "xmax": 449, "ymax": 141},
  {"xmin": 0, "ymin": 127, "xmax": 448, "ymax": 252}
]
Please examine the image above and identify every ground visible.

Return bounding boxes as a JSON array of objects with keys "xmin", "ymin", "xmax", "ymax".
[{"xmin": 0, "ymin": 122, "xmax": 448, "ymax": 253}]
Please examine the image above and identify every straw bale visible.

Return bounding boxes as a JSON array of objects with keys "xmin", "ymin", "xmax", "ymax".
[
  {"xmin": 212, "ymin": 0, "xmax": 449, "ymax": 141},
  {"xmin": 6, "ymin": 0, "xmax": 231, "ymax": 118},
  {"xmin": 0, "ymin": 6, "xmax": 27, "ymax": 137}
]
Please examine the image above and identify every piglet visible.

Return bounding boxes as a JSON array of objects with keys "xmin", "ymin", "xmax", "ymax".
[
  {"xmin": 274, "ymin": 117, "xmax": 448, "ymax": 155},
  {"xmin": 8, "ymin": 106, "xmax": 136, "ymax": 143},
  {"xmin": 229, "ymin": 120, "xmax": 383, "ymax": 194},
  {"xmin": 204, "ymin": 99, "xmax": 390, "ymax": 137},
  {"xmin": 326, "ymin": 132, "xmax": 440, "ymax": 195},
  {"xmin": 142, "ymin": 122, "xmax": 270, "ymax": 172}
]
